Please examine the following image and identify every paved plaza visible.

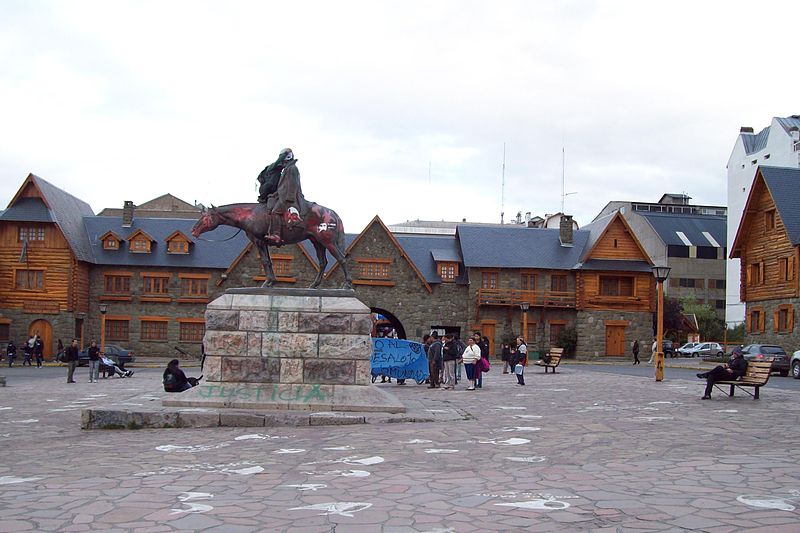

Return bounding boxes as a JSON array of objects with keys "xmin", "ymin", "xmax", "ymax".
[{"xmin": 1, "ymin": 364, "xmax": 799, "ymax": 532}]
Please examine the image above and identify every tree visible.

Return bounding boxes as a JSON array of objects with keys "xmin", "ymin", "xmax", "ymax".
[
  {"xmin": 681, "ymin": 297, "xmax": 726, "ymax": 341},
  {"xmin": 556, "ymin": 327, "xmax": 577, "ymax": 358},
  {"xmin": 661, "ymin": 298, "xmax": 686, "ymax": 340}
]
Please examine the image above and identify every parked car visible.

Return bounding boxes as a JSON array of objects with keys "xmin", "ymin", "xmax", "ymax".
[
  {"xmin": 683, "ymin": 342, "xmax": 725, "ymax": 358},
  {"xmin": 78, "ymin": 344, "xmax": 135, "ymax": 370},
  {"xmin": 741, "ymin": 344, "xmax": 789, "ymax": 376},
  {"xmin": 676, "ymin": 342, "xmax": 699, "ymax": 357},
  {"xmin": 663, "ymin": 339, "xmax": 674, "ymax": 357},
  {"xmin": 790, "ymin": 350, "xmax": 800, "ymax": 379}
]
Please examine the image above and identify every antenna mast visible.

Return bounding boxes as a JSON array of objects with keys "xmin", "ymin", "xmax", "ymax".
[
  {"xmin": 561, "ymin": 145, "xmax": 565, "ymax": 213},
  {"xmin": 500, "ymin": 142, "xmax": 506, "ymax": 224}
]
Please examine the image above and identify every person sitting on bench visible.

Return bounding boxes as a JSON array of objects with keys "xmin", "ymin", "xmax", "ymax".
[
  {"xmin": 697, "ymin": 346, "xmax": 746, "ymax": 399},
  {"xmin": 101, "ymin": 355, "xmax": 133, "ymax": 378}
]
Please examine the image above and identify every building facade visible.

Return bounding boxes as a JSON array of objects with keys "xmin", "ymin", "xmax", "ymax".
[
  {"xmin": 594, "ymin": 193, "xmax": 727, "ymax": 320},
  {"xmin": 730, "ymin": 166, "xmax": 800, "ymax": 350},
  {"xmin": 727, "ymin": 116, "xmax": 800, "ymax": 324}
]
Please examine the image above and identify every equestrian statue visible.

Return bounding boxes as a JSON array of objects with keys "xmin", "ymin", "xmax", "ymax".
[{"xmin": 191, "ymin": 148, "xmax": 352, "ymax": 289}]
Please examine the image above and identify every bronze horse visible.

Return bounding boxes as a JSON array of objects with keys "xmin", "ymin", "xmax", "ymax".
[{"xmin": 191, "ymin": 202, "xmax": 352, "ymax": 289}]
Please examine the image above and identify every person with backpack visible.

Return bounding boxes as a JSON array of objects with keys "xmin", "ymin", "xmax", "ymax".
[
  {"xmin": 22, "ymin": 336, "xmax": 33, "ymax": 366},
  {"xmin": 6, "ymin": 340, "xmax": 16, "ymax": 367},
  {"xmin": 33, "ymin": 335, "xmax": 44, "ymax": 368},
  {"xmin": 163, "ymin": 359, "xmax": 198, "ymax": 392}
]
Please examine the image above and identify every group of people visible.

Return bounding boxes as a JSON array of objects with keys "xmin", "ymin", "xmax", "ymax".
[
  {"xmin": 62, "ymin": 338, "xmax": 133, "ymax": 383},
  {"xmin": 4, "ymin": 335, "xmax": 44, "ymax": 367},
  {"xmin": 421, "ymin": 332, "xmax": 530, "ymax": 390}
]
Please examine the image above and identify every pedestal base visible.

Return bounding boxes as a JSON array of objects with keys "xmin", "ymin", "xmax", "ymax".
[{"xmin": 163, "ymin": 381, "xmax": 405, "ymax": 413}]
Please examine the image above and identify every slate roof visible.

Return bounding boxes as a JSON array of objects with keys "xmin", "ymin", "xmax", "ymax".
[
  {"xmin": 760, "ymin": 166, "xmax": 800, "ymax": 245},
  {"xmin": 84, "ymin": 216, "xmax": 250, "ymax": 268},
  {"xmin": 456, "ymin": 225, "xmax": 588, "ymax": 269},
  {"xmin": 639, "ymin": 212, "xmax": 726, "ymax": 247},
  {"xmin": 0, "ymin": 197, "xmax": 54, "ymax": 222},
  {"xmin": 394, "ymin": 234, "xmax": 468, "ymax": 284},
  {"xmin": 741, "ymin": 116, "xmax": 800, "ymax": 155}
]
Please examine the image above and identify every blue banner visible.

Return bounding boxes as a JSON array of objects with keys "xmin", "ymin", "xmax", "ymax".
[{"xmin": 371, "ymin": 338, "xmax": 429, "ymax": 383}]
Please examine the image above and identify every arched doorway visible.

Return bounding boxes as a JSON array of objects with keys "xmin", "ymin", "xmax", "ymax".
[
  {"xmin": 28, "ymin": 319, "xmax": 53, "ymax": 359},
  {"xmin": 370, "ymin": 308, "xmax": 406, "ymax": 339}
]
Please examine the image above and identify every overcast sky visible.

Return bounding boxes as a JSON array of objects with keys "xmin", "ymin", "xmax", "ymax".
[{"xmin": 1, "ymin": 1, "xmax": 798, "ymax": 232}]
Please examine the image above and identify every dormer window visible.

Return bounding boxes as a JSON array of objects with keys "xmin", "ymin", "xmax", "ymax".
[
  {"xmin": 437, "ymin": 261, "xmax": 459, "ymax": 282},
  {"xmin": 165, "ymin": 230, "xmax": 192, "ymax": 254},
  {"xmin": 127, "ymin": 229, "xmax": 154, "ymax": 254},
  {"xmin": 99, "ymin": 231, "xmax": 122, "ymax": 251}
]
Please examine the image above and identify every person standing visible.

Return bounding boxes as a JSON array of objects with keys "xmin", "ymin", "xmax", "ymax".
[
  {"xmin": 632, "ymin": 339, "xmax": 640, "ymax": 365},
  {"xmin": 6, "ymin": 340, "xmax": 16, "ymax": 367},
  {"xmin": 87, "ymin": 340, "xmax": 101, "ymax": 383},
  {"xmin": 22, "ymin": 336, "xmax": 33, "ymax": 366},
  {"xmin": 501, "ymin": 342, "xmax": 511, "ymax": 373},
  {"xmin": 648, "ymin": 338, "xmax": 657, "ymax": 365},
  {"xmin": 512, "ymin": 336, "xmax": 528, "ymax": 386},
  {"xmin": 33, "ymin": 335, "xmax": 44, "ymax": 368},
  {"xmin": 462, "ymin": 337, "xmax": 482, "ymax": 391},
  {"xmin": 441, "ymin": 334, "xmax": 459, "ymax": 390},
  {"xmin": 474, "ymin": 333, "xmax": 489, "ymax": 389},
  {"xmin": 698, "ymin": 346, "xmax": 747, "ymax": 399},
  {"xmin": 64, "ymin": 338, "xmax": 79, "ymax": 383},
  {"xmin": 427, "ymin": 332, "xmax": 443, "ymax": 389}
]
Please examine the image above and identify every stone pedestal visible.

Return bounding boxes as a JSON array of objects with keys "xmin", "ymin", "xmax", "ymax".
[{"xmin": 163, "ymin": 287, "xmax": 404, "ymax": 413}]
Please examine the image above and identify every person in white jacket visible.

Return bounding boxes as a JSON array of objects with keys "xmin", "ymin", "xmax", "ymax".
[{"xmin": 461, "ymin": 337, "xmax": 482, "ymax": 391}]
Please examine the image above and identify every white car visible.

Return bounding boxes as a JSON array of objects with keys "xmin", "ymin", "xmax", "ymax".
[
  {"xmin": 791, "ymin": 350, "xmax": 800, "ymax": 379},
  {"xmin": 677, "ymin": 342, "xmax": 699, "ymax": 357},
  {"xmin": 682, "ymin": 342, "xmax": 725, "ymax": 358}
]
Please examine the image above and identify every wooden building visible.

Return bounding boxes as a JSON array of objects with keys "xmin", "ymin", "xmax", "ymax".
[{"xmin": 730, "ymin": 166, "xmax": 800, "ymax": 346}]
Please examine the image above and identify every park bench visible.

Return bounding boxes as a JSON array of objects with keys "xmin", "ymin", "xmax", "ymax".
[
  {"xmin": 534, "ymin": 347, "xmax": 563, "ymax": 373},
  {"xmin": 712, "ymin": 361, "xmax": 772, "ymax": 400}
]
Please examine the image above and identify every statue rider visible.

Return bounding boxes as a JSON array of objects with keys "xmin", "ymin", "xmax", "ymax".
[{"xmin": 257, "ymin": 148, "xmax": 305, "ymax": 242}]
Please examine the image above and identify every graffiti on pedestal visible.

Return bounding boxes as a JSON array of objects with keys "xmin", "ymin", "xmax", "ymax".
[
  {"xmin": 370, "ymin": 338, "xmax": 429, "ymax": 383},
  {"xmin": 196, "ymin": 384, "xmax": 326, "ymax": 403}
]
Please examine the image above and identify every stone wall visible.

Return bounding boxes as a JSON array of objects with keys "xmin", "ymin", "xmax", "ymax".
[
  {"xmin": 744, "ymin": 299, "xmax": 800, "ymax": 348},
  {"xmin": 0, "ymin": 308, "xmax": 79, "ymax": 358},
  {"xmin": 575, "ymin": 309, "xmax": 653, "ymax": 358}
]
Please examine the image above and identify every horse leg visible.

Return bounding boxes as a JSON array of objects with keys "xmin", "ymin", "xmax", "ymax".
[
  {"xmin": 256, "ymin": 240, "xmax": 277, "ymax": 287},
  {"xmin": 310, "ymin": 240, "xmax": 328, "ymax": 289},
  {"xmin": 323, "ymin": 240, "xmax": 352, "ymax": 289}
]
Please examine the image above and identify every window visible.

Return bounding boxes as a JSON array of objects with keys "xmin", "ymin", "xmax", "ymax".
[
  {"xmin": 550, "ymin": 274, "xmax": 567, "ymax": 293},
  {"xmin": 481, "ymin": 271, "xmax": 498, "ymax": 289},
  {"xmin": 715, "ymin": 299, "xmax": 725, "ymax": 310},
  {"xmin": 549, "ymin": 322, "xmax": 565, "ymax": 344},
  {"xmin": 747, "ymin": 307, "xmax": 764, "ymax": 334},
  {"xmin": 179, "ymin": 321, "xmax": 205, "ymax": 343},
  {"xmin": 599, "ymin": 276, "xmax": 634, "ymax": 297},
  {"xmin": 18, "ymin": 226, "xmax": 45, "ymax": 242},
  {"xmin": 775, "ymin": 305, "xmax": 794, "ymax": 333},
  {"xmin": 521, "ymin": 321, "xmax": 537, "ymax": 343},
  {"xmin": 679, "ymin": 278, "xmax": 705, "ymax": 289},
  {"xmin": 180, "ymin": 277, "xmax": 208, "ymax": 297},
  {"xmin": 437, "ymin": 262, "xmax": 458, "ymax": 282},
  {"xmin": 15, "ymin": 269, "xmax": 44, "ymax": 290},
  {"xmin": 106, "ymin": 319, "xmax": 130, "ymax": 341},
  {"xmin": 521, "ymin": 272, "xmax": 536, "ymax": 291},
  {"xmin": 140, "ymin": 319, "xmax": 168, "ymax": 341},
  {"xmin": 142, "ymin": 274, "xmax": 170, "ymax": 295},
  {"xmin": 667, "ymin": 245, "xmax": 689, "ymax": 258},
  {"xmin": 696, "ymin": 246, "xmax": 718, "ymax": 259},
  {"xmin": 168, "ymin": 240, "xmax": 188, "ymax": 254},
  {"xmin": 359, "ymin": 261, "xmax": 390, "ymax": 279},
  {"xmin": 765, "ymin": 209, "xmax": 776, "ymax": 231},
  {"xmin": 130, "ymin": 237, "xmax": 151, "ymax": 253},
  {"xmin": 778, "ymin": 308, "xmax": 789, "ymax": 332},
  {"xmin": 103, "ymin": 237, "xmax": 119, "ymax": 250},
  {"xmin": 747, "ymin": 262, "xmax": 764, "ymax": 286},
  {"xmin": 714, "ymin": 279, "xmax": 726, "ymax": 290},
  {"xmin": 274, "ymin": 258, "xmax": 293, "ymax": 278},
  {"xmin": 104, "ymin": 274, "xmax": 131, "ymax": 294},
  {"xmin": 778, "ymin": 257, "xmax": 796, "ymax": 282},
  {"xmin": 0, "ymin": 323, "xmax": 9, "ymax": 343}
]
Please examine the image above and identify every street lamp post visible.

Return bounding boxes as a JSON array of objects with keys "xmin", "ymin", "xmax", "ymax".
[
  {"xmin": 520, "ymin": 301, "xmax": 530, "ymax": 341},
  {"xmin": 99, "ymin": 303, "xmax": 108, "ymax": 354},
  {"xmin": 652, "ymin": 265, "xmax": 671, "ymax": 382}
]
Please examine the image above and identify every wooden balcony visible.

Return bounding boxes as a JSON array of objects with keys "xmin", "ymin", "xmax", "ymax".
[{"xmin": 476, "ymin": 288, "xmax": 576, "ymax": 308}]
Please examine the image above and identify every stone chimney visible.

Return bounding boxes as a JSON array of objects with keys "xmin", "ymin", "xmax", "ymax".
[
  {"xmin": 121, "ymin": 201, "xmax": 135, "ymax": 228},
  {"xmin": 559, "ymin": 215, "xmax": 574, "ymax": 247},
  {"xmin": 740, "ymin": 127, "xmax": 754, "ymax": 134}
]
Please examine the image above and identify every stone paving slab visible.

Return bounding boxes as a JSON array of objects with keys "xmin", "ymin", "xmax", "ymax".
[{"xmin": 1, "ymin": 367, "xmax": 800, "ymax": 531}]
